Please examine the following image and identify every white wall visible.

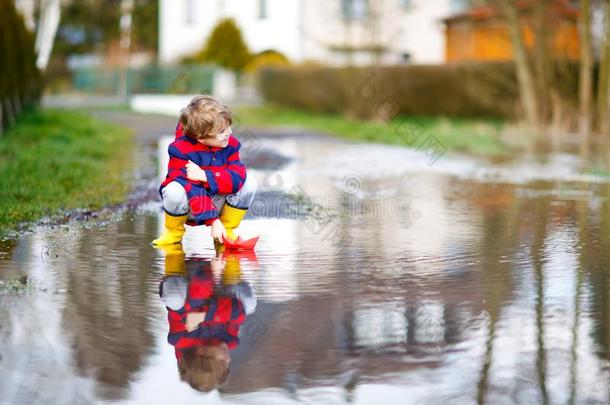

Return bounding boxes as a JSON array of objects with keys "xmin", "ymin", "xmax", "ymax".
[
  {"xmin": 160, "ymin": 0, "xmax": 301, "ymax": 64},
  {"xmin": 400, "ymin": 0, "xmax": 453, "ymax": 64},
  {"xmin": 160, "ymin": 0, "xmax": 455, "ymax": 66},
  {"xmin": 299, "ymin": 0, "xmax": 452, "ymax": 65}
]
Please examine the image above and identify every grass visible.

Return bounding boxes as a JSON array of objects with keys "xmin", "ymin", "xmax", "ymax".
[
  {"xmin": 587, "ymin": 167, "xmax": 610, "ymax": 178},
  {"xmin": 234, "ymin": 105, "xmax": 508, "ymax": 156},
  {"xmin": 0, "ymin": 108, "xmax": 134, "ymax": 236}
]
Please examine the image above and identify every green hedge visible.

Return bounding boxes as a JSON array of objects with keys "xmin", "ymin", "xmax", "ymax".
[
  {"xmin": 0, "ymin": 0, "xmax": 42, "ymax": 132},
  {"xmin": 260, "ymin": 63, "xmax": 579, "ymax": 120}
]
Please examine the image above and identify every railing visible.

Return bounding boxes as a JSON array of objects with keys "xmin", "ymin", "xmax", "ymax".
[{"xmin": 72, "ymin": 65, "xmax": 217, "ymax": 95}]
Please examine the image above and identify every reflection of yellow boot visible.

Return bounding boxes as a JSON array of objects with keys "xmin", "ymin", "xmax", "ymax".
[
  {"xmin": 219, "ymin": 204, "xmax": 247, "ymax": 242},
  {"xmin": 152, "ymin": 213, "xmax": 187, "ymax": 245},
  {"xmin": 157, "ymin": 244, "xmax": 187, "ymax": 276},
  {"xmin": 222, "ymin": 254, "xmax": 241, "ymax": 285}
]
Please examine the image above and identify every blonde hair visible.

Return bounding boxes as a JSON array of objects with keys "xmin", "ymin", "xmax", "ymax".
[
  {"xmin": 179, "ymin": 95, "xmax": 232, "ymax": 140},
  {"xmin": 179, "ymin": 348, "xmax": 230, "ymax": 392}
]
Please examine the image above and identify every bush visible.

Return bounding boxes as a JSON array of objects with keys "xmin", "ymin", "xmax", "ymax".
[
  {"xmin": 195, "ymin": 18, "xmax": 250, "ymax": 71},
  {"xmin": 244, "ymin": 50, "xmax": 290, "ymax": 73},
  {"xmin": 260, "ymin": 63, "xmax": 579, "ymax": 120},
  {"xmin": 0, "ymin": 0, "xmax": 42, "ymax": 132}
]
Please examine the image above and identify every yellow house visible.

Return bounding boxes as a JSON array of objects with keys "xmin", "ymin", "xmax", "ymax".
[{"xmin": 443, "ymin": 0, "xmax": 580, "ymax": 63}]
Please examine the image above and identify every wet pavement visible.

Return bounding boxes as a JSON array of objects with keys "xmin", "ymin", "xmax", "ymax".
[{"xmin": 1, "ymin": 111, "xmax": 610, "ymax": 404}]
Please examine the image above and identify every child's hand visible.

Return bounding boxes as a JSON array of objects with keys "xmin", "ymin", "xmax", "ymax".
[
  {"xmin": 210, "ymin": 219, "xmax": 226, "ymax": 243},
  {"xmin": 210, "ymin": 256, "xmax": 225, "ymax": 274},
  {"xmin": 186, "ymin": 160, "xmax": 207, "ymax": 183},
  {"xmin": 186, "ymin": 312, "xmax": 206, "ymax": 332}
]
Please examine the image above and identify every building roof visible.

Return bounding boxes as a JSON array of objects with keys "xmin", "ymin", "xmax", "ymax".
[{"xmin": 442, "ymin": 0, "xmax": 580, "ymax": 24}]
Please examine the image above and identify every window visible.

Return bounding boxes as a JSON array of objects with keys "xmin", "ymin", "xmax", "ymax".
[
  {"xmin": 185, "ymin": 0, "xmax": 196, "ymax": 25},
  {"xmin": 450, "ymin": 0, "xmax": 468, "ymax": 13},
  {"xmin": 399, "ymin": 0, "xmax": 412, "ymax": 10},
  {"xmin": 258, "ymin": 0, "xmax": 268, "ymax": 19},
  {"xmin": 216, "ymin": 0, "xmax": 226, "ymax": 14},
  {"xmin": 342, "ymin": 0, "xmax": 368, "ymax": 20}
]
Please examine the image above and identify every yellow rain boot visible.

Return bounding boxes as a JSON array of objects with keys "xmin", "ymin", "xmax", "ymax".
[
  {"xmin": 157, "ymin": 244, "xmax": 187, "ymax": 276},
  {"xmin": 152, "ymin": 212, "xmax": 187, "ymax": 245},
  {"xmin": 219, "ymin": 204, "xmax": 247, "ymax": 242}
]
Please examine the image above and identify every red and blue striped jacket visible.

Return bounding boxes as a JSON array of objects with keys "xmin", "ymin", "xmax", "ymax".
[
  {"xmin": 160, "ymin": 123, "xmax": 247, "ymax": 226},
  {"xmin": 165, "ymin": 266, "xmax": 246, "ymax": 363}
]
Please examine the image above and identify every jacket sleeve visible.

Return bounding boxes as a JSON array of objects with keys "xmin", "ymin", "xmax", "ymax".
[
  {"xmin": 186, "ymin": 273, "xmax": 214, "ymax": 311},
  {"xmin": 165, "ymin": 143, "xmax": 218, "ymax": 226},
  {"xmin": 175, "ymin": 122, "xmax": 184, "ymax": 139},
  {"xmin": 204, "ymin": 138, "xmax": 247, "ymax": 195},
  {"xmin": 164, "ymin": 143, "xmax": 189, "ymax": 188},
  {"xmin": 167, "ymin": 310, "xmax": 187, "ymax": 346}
]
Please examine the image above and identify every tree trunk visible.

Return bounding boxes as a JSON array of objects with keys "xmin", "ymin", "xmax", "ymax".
[
  {"xmin": 12, "ymin": 93, "xmax": 22, "ymax": 117},
  {"xmin": 533, "ymin": 0, "xmax": 553, "ymax": 124},
  {"xmin": 603, "ymin": 62, "xmax": 610, "ymax": 136},
  {"xmin": 499, "ymin": 0, "xmax": 541, "ymax": 132},
  {"xmin": 579, "ymin": 0, "xmax": 594, "ymax": 138},
  {"xmin": 4, "ymin": 97, "xmax": 15, "ymax": 126},
  {"xmin": 598, "ymin": 0, "xmax": 610, "ymax": 136}
]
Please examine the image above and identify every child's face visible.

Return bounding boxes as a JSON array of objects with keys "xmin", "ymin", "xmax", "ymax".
[
  {"xmin": 198, "ymin": 126, "xmax": 231, "ymax": 148},
  {"xmin": 196, "ymin": 343, "xmax": 231, "ymax": 366}
]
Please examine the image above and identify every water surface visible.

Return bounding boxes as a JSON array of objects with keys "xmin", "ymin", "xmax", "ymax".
[{"xmin": 1, "ymin": 122, "xmax": 609, "ymax": 404}]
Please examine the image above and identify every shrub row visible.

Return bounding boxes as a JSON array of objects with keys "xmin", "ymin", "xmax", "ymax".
[
  {"xmin": 260, "ymin": 63, "xmax": 579, "ymax": 120},
  {"xmin": 0, "ymin": 0, "xmax": 42, "ymax": 132}
]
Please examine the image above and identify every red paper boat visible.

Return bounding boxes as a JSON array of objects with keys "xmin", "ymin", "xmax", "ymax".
[
  {"xmin": 222, "ymin": 235, "xmax": 260, "ymax": 250},
  {"xmin": 222, "ymin": 250, "xmax": 260, "ymax": 268}
]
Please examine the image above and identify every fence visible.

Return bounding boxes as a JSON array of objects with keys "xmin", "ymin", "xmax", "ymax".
[{"xmin": 72, "ymin": 65, "xmax": 217, "ymax": 96}]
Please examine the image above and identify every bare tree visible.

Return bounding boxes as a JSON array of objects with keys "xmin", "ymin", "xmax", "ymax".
[
  {"xmin": 532, "ymin": 0, "xmax": 574, "ymax": 137},
  {"xmin": 597, "ymin": 0, "xmax": 610, "ymax": 135},
  {"xmin": 579, "ymin": 0, "xmax": 594, "ymax": 138},
  {"xmin": 533, "ymin": 0, "xmax": 553, "ymax": 124},
  {"xmin": 303, "ymin": 0, "xmax": 408, "ymax": 67},
  {"xmin": 498, "ymin": 0, "xmax": 541, "ymax": 132},
  {"xmin": 488, "ymin": 0, "xmax": 607, "ymax": 138}
]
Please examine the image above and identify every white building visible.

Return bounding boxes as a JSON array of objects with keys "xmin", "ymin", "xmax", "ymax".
[{"xmin": 160, "ymin": 0, "xmax": 468, "ymax": 66}]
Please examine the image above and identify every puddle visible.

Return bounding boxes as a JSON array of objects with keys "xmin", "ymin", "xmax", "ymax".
[{"xmin": 1, "ymin": 124, "xmax": 609, "ymax": 404}]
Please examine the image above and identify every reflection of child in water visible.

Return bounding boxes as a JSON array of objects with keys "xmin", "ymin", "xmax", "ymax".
[{"xmin": 159, "ymin": 246, "xmax": 256, "ymax": 392}]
